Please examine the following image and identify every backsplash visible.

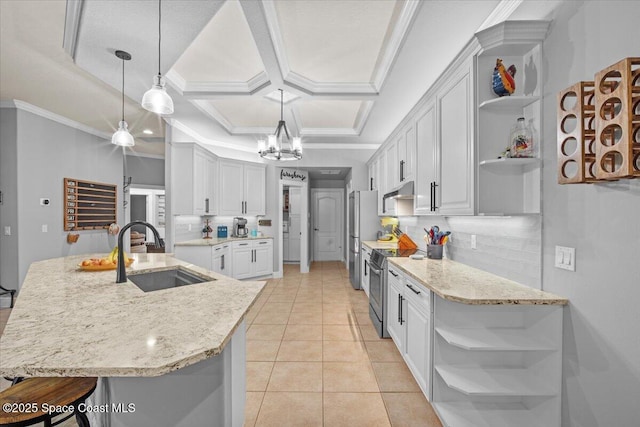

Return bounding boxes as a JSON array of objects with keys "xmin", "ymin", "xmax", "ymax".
[
  {"xmin": 399, "ymin": 215, "xmax": 541, "ymax": 289},
  {"xmin": 174, "ymin": 215, "xmax": 273, "ymax": 242}
]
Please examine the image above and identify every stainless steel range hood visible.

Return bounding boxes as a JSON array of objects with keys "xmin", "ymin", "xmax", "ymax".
[{"xmin": 383, "ymin": 181, "xmax": 414, "ymax": 200}]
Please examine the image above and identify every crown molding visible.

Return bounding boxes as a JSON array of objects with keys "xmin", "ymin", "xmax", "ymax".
[
  {"xmin": 232, "ymin": 127, "xmax": 276, "ymax": 135},
  {"xmin": 354, "ymin": 101, "xmax": 375, "ymax": 135},
  {"xmin": 6, "ymin": 99, "xmax": 111, "ymax": 140},
  {"xmin": 62, "ymin": 0, "xmax": 84, "ymax": 60},
  {"xmin": 285, "ymin": 72, "xmax": 378, "ymax": 95},
  {"xmin": 476, "ymin": 0, "xmax": 524, "ymax": 32},
  {"xmin": 165, "ymin": 69, "xmax": 188, "ymax": 93},
  {"xmin": 371, "ymin": 0, "xmax": 421, "ymax": 92},
  {"xmin": 125, "ymin": 152, "xmax": 165, "ymax": 160},
  {"xmin": 168, "ymin": 70, "xmax": 271, "ymax": 98},
  {"xmin": 191, "ymin": 100, "xmax": 234, "ymax": 133},
  {"xmin": 475, "ymin": 20, "xmax": 550, "ymax": 55},
  {"xmin": 262, "ymin": 0, "xmax": 292, "ymax": 81},
  {"xmin": 303, "ymin": 143, "xmax": 380, "ymax": 150},
  {"xmin": 167, "ymin": 118, "xmax": 257, "ymax": 154}
]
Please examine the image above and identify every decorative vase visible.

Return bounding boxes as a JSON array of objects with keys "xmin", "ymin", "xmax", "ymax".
[{"xmin": 509, "ymin": 117, "xmax": 534, "ymax": 158}]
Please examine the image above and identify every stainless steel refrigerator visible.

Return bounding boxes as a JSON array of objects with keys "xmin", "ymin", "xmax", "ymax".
[{"xmin": 348, "ymin": 190, "xmax": 379, "ymax": 289}]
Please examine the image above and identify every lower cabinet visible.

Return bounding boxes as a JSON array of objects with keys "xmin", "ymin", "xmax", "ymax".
[
  {"xmin": 232, "ymin": 239, "xmax": 273, "ymax": 279},
  {"xmin": 360, "ymin": 245, "xmax": 370, "ymax": 296},
  {"xmin": 174, "ymin": 246, "xmax": 214, "ymax": 271},
  {"xmin": 212, "ymin": 244, "xmax": 231, "ymax": 277},
  {"xmin": 386, "ymin": 266, "xmax": 432, "ymax": 399}
]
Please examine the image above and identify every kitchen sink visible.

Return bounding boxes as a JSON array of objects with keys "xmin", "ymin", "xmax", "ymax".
[{"xmin": 128, "ymin": 267, "xmax": 211, "ymax": 292}]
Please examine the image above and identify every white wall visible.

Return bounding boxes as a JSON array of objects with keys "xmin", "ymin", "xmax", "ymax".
[
  {"xmin": 539, "ymin": 2, "xmax": 640, "ymax": 425},
  {"xmin": 0, "ymin": 107, "xmax": 19, "ymax": 300},
  {"xmin": 126, "ymin": 155, "xmax": 165, "ymax": 186}
]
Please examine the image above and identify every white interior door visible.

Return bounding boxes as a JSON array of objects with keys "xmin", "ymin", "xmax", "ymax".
[{"xmin": 312, "ymin": 189, "xmax": 344, "ymax": 262}]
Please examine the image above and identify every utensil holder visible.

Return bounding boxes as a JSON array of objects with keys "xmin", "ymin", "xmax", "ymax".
[{"xmin": 427, "ymin": 245, "xmax": 443, "ymax": 260}]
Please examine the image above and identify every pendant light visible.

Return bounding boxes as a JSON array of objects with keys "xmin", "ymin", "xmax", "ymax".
[
  {"xmin": 111, "ymin": 50, "xmax": 135, "ymax": 147},
  {"xmin": 141, "ymin": 0, "xmax": 174, "ymax": 115},
  {"xmin": 258, "ymin": 89, "xmax": 302, "ymax": 161}
]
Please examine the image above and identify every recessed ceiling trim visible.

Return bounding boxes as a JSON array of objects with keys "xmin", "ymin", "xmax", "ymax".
[
  {"xmin": 300, "ymin": 128, "xmax": 359, "ymax": 136},
  {"xmin": 285, "ymin": 72, "xmax": 379, "ymax": 95},
  {"xmin": 354, "ymin": 101, "xmax": 375, "ymax": 135},
  {"xmin": 7, "ymin": 99, "xmax": 111, "ymax": 141},
  {"xmin": 168, "ymin": 70, "xmax": 271, "ymax": 98},
  {"xmin": 165, "ymin": 69, "xmax": 187, "ymax": 93},
  {"xmin": 262, "ymin": 0, "xmax": 291, "ymax": 83},
  {"xmin": 191, "ymin": 100, "xmax": 234, "ymax": 133},
  {"xmin": 167, "ymin": 118, "xmax": 258, "ymax": 154},
  {"xmin": 291, "ymin": 100, "xmax": 374, "ymax": 137},
  {"xmin": 371, "ymin": 0, "xmax": 421, "ymax": 92},
  {"xmin": 62, "ymin": 0, "xmax": 84, "ymax": 60},
  {"xmin": 303, "ymin": 143, "xmax": 380, "ymax": 150},
  {"xmin": 232, "ymin": 126, "xmax": 276, "ymax": 135},
  {"xmin": 477, "ymin": 0, "xmax": 524, "ymax": 32}
]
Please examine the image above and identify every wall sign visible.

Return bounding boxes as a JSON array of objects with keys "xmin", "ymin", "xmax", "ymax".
[
  {"xmin": 280, "ymin": 168, "xmax": 308, "ymax": 182},
  {"xmin": 64, "ymin": 178, "xmax": 117, "ymax": 231}
]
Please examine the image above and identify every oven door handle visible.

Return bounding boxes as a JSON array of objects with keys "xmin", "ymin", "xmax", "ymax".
[{"xmin": 369, "ymin": 265, "xmax": 382, "ymax": 275}]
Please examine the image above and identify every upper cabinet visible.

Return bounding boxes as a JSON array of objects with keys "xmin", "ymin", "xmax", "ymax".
[
  {"xmin": 475, "ymin": 21, "xmax": 549, "ymax": 215},
  {"xmin": 218, "ymin": 159, "xmax": 266, "ymax": 216},
  {"xmin": 172, "ymin": 143, "xmax": 217, "ymax": 216},
  {"xmin": 414, "ymin": 101, "xmax": 438, "ymax": 214},
  {"xmin": 398, "ymin": 123, "xmax": 416, "ymax": 184},
  {"xmin": 384, "ymin": 140, "xmax": 398, "ymax": 193}
]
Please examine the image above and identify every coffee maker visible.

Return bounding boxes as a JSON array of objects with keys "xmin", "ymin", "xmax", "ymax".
[{"xmin": 233, "ymin": 217, "xmax": 248, "ymax": 238}]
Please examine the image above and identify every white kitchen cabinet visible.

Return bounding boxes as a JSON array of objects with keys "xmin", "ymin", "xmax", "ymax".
[
  {"xmin": 219, "ymin": 159, "xmax": 266, "ymax": 216},
  {"xmin": 414, "ymin": 101, "xmax": 438, "ymax": 214},
  {"xmin": 384, "ymin": 140, "xmax": 398, "ymax": 194},
  {"xmin": 232, "ymin": 239, "xmax": 273, "ymax": 279},
  {"xmin": 360, "ymin": 245, "xmax": 370, "ymax": 296},
  {"xmin": 212, "ymin": 243, "xmax": 231, "ymax": 277},
  {"xmin": 386, "ymin": 267, "xmax": 433, "ymax": 400},
  {"xmin": 398, "ymin": 124, "xmax": 416, "ymax": 184},
  {"xmin": 172, "ymin": 143, "xmax": 217, "ymax": 216},
  {"xmin": 174, "ymin": 245, "xmax": 213, "ymax": 271}
]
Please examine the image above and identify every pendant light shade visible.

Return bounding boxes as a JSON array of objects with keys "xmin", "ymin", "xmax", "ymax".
[
  {"xmin": 112, "ymin": 121, "xmax": 135, "ymax": 147},
  {"xmin": 141, "ymin": 75, "xmax": 173, "ymax": 115},
  {"xmin": 112, "ymin": 50, "xmax": 134, "ymax": 147},
  {"xmin": 142, "ymin": 0, "xmax": 174, "ymax": 115}
]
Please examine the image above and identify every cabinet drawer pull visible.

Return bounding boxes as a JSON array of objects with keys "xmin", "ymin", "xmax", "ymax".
[
  {"xmin": 205, "ymin": 198, "xmax": 210, "ymax": 213},
  {"xmin": 259, "ymin": 241, "xmax": 267, "ymax": 244},
  {"xmin": 406, "ymin": 283, "xmax": 421, "ymax": 295},
  {"xmin": 390, "ymin": 270, "xmax": 398, "ymax": 277},
  {"xmin": 239, "ymin": 243, "xmax": 249, "ymax": 246}
]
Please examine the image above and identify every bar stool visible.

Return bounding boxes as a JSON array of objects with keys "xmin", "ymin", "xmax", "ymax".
[
  {"xmin": 0, "ymin": 377, "xmax": 97, "ymax": 427},
  {"xmin": 0, "ymin": 286, "xmax": 15, "ymax": 308}
]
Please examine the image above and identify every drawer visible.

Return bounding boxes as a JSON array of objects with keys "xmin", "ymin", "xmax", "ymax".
[
  {"xmin": 254, "ymin": 239, "xmax": 272, "ymax": 247},
  {"xmin": 403, "ymin": 278, "xmax": 430, "ymax": 312},
  {"xmin": 387, "ymin": 266, "xmax": 404, "ymax": 287}
]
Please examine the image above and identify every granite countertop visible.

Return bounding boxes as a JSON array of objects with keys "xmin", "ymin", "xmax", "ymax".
[
  {"xmin": 388, "ymin": 258, "xmax": 568, "ymax": 306},
  {"xmin": 0, "ymin": 254, "xmax": 265, "ymax": 377},
  {"xmin": 175, "ymin": 236, "xmax": 273, "ymax": 246},
  {"xmin": 362, "ymin": 240, "xmax": 398, "ymax": 250}
]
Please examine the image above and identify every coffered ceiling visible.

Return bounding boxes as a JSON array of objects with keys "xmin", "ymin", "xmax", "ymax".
[{"xmin": 0, "ymin": 0, "xmax": 552, "ymax": 156}]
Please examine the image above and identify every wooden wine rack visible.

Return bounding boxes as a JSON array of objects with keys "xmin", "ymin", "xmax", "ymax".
[
  {"xmin": 64, "ymin": 178, "xmax": 117, "ymax": 231},
  {"xmin": 557, "ymin": 81, "xmax": 598, "ymax": 183},
  {"xmin": 594, "ymin": 57, "xmax": 640, "ymax": 179}
]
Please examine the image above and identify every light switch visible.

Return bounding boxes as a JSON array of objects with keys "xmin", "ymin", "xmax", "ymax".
[
  {"xmin": 471, "ymin": 234, "xmax": 477, "ymax": 249},
  {"xmin": 3, "ymin": 226, "xmax": 10, "ymax": 236},
  {"xmin": 42, "ymin": 224, "xmax": 48, "ymax": 233},
  {"xmin": 555, "ymin": 246, "xmax": 575, "ymax": 271}
]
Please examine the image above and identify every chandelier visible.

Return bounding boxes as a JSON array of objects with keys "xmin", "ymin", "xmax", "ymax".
[{"xmin": 258, "ymin": 89, "xmax": 302, "ymax": 161}]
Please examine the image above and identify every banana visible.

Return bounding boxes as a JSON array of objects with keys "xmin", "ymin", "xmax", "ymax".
[{"xmin": 108, "ymin": 246, "xmax": 118, "ymax": 262}]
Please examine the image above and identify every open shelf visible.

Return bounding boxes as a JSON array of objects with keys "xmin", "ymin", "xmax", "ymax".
[
  {"xmin": 478, "ymin": 96, "xmax": 540, "ymax": 111},
  {"xmin": 435, "ymin": 327, "xmax": 555, "ymax": 351},
  {"xmin": 479, "ymin": 158, "xmax": 541, "ymax": 167},
  {"xmin": 434, "ymin": 365, "xmax": 556, "ymax": 397},
  {"xmin": 433, "ymin": 402, "xmax": 541, "ymax": 427}
]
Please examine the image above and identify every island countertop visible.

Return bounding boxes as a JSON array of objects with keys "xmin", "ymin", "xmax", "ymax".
[
  {"xmin": 0, "ymin": 254, "xmax": 265, "ymax": 378},
  {"xmin": 388, "ymin": 257, "xmax": 568, "ymax": 305}
]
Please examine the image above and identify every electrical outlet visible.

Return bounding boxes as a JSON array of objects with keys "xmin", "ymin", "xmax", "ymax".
[
  {"xmin": 40, "ymin": 198, "xmax": 50, "ymax": 206},
  {"xmin": 471, "ymin": 234, "xmax": 477, "ymax": 249},
  {"xmin": 555, "ymin": 246, "xmax": 576, "ymax": 271},
  {"xmin": 188, "ymin": 224, "xmax": 192, "ymax": 232},
  {"xmin": 4, "ymin": 226, "xmax": 10, "ymax": 236},
  {"xmin": 42, "ymin": 224, "xmax": 48, "ymax": 233}
]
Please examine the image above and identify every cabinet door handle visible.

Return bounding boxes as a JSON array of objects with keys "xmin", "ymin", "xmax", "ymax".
[
  {"xmin": 221, "ymin": 254, "xmax": 225, "ymax": 270},
  {"xmin": 398, "ymin": 294, "xmax": 402, "ymax": 323},
  {"xmin": 406, "ymin": 283, "xmax": 421, "ymax": 295},
  {"xmin": 390, "ymin": 269, "xmax": 398, "ymax": 277},
  {"xmin": 399, "ymin": 295, "xmax": 404, "ymax": 325},
  {"xmin": 364, "ymin": 260, "xmax": 368, "ymax": 276},
  {"xmin": 370, "ymin": 177, "xmax": 374, "ymax": 191},
  {"xmin": 400, "ymin": 160, "xmax": 404, "ymax": 182},
  {"xmin": 205, "ymin": 198, "xmax": 210, "ymax": 213},
  {"xmin": 433, "ymin": 182, "xmax": 439, "ymax": 211},
  {"xmin": 259, "ymin": 241, "xmax": 267, "ymax": 244},
  {"xmin": 430, "ymin": 182, "xmax": 434, "ymax": 211}
]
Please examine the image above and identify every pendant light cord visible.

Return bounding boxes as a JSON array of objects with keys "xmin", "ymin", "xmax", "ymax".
[
  {"xmin": 121, "ymin": 57, "xmax": 125, "ymax": 122},
  {"xmin": 158, "ymin": 0, "xmax": 162, "ymax": 77},
  {"xmin": 280, "ymin": 89, "xmax": 283, "ymax": 120}
]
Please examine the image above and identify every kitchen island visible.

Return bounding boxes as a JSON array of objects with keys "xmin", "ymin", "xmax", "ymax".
[{"xmin": 0, "ymin": 253, "xmax": 265, "ymax": 427}]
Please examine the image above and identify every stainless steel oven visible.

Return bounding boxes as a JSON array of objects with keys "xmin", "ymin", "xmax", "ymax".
[{"xmin": 368, "ymin": 248, "xmax": 425, "ymax": 338}]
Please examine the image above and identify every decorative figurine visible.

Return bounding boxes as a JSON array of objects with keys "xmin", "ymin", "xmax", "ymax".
[
  {"xmin": 492, "ymin": 58, "xmax": 517, "ymax": 97},
  {"xmin": 202, "ymin": 219, "xmax": 213, "ymax": 239},
  {"xmin": 509, "ymin": 117, "xmax": 534, "ymax": 158}
]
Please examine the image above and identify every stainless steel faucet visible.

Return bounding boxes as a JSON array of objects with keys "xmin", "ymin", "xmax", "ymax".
[{"xmin": 116, "ymin": 220, "xmax": 164, "ymax": 283}]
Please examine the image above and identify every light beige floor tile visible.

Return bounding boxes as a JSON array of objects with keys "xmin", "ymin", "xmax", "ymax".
[
  {"xmin": 323, "ymin": 392, "xmax": 391, "ymax": 427},
  {"xmin": 247, "ymin": 362, "xmax": 274, "ymax": 391},
  {"xmin": 247, "ymin": 324, "xmax": 286, "ymax": 341},
  {"xmin": 283, "ymin": 324, "xmax": 323, "ymax": 341},
  {"xmin": 323, "ymin": 340, "xmax": 369, "ymax": 362},
  {"xmin": 290, "ymin": 302, "xmax": 323, "ymax": 313},
  {"xmin": 371, "ymin": 362, "xmax": 421, "ymax": 392},
  {"xmin": 255, "ymin": 392, "xmax": 322, "ymax": 427},
  {"xmin": 323, "ymin": 324, "xmax": 363, "ymax": 341},
  {"xmin": 323, "ymin": 362, "xmax": 379, "ymax": 392},
  {"xmin": 267, "ymin": 362, "xmax": 323, "ymax": 392},
  {"xmin": 288, "ymin": 310, "xmax": 323, "ymax": 325},
  {"xmin": 247, "ymin": 340, "xmax": 281, "ymax": 361},
  {"xmin": 359, "ymin": 321, "xmax": 383, "ymax": 341},
  {"xmin": 354, "ymin": 310, "xmax": 374, "ymax": 325},
  {"xmin": 277, "ymin": 340, "xmax": 323, "ymax": 361},
  {"xmin": 259, "ymin": 302, "xmax": 294, "ymax": 313},
  {"xmin": 253, "ymin": 310, "xmax": 291, "ymax": 325},
  {"xmin": 244, "ymin": 391, "xmax": 264, "ymax": 427},
  {"xmin": 267, "ymin": 293, "xmax": 297, "ymax": 303},
  {"xmin": 322, "ymin": 309, "xmax": 357, "ymax": 325},
  {"xmin": 365, "ymin": 340, "xmax": 404, "ymax": 362},
  {"xmin": 382, "ymin": 392, "xmax": 443, "ymax": 427}
]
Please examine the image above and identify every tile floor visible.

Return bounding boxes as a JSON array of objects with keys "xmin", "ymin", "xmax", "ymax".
[
  {"xmin": 243, "ymin": 261, "xmax": 442, "ymax": 427},
  {"xmin": 0, "ymin": 261, "xmax": 443, "ymax": 427}
]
